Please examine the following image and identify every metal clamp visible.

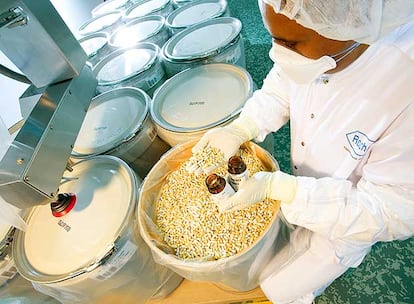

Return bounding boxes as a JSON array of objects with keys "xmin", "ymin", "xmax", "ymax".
[{"xmin": 0, "ymin": 7, "xmax": 28, "ymax": 29}]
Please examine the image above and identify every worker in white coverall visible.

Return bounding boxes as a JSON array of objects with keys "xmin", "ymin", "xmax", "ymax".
[{"xmin": 188, "ymin": 0, "xmax": 414, "ymax": 303}]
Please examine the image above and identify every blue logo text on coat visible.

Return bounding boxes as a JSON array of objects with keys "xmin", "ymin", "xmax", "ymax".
[{"xmin": 346, "ymin": 131, "xmax": 374, "ymax": 158}]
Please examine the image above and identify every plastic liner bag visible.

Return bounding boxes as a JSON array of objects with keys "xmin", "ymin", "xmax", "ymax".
[
  {"xmin": 0, "ymin": 196, "xmax": 27, "ymax": 232},
  {"xmin": 0, "ymin": 116, "xmax": 10, "ymax": 162},
  {"xmin": 28, "ymin": 228, "xmax": 181, "ymax": 304},
  {"xmin": 0, "ymin": 275, "xmax": 59, "ymax": 304},
  {"xmin": 138, "ymin": 140, "xmax": 309, "ymax": 291}
]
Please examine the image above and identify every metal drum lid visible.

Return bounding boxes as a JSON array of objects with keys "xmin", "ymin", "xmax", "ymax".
[
  {"xmin": 163, "ymin": 17, "xmax": 241, "ymax": 61},
  {"xmin": 73, "ymin": 87, "xmax": 149, "ymax": 157},
  {"xmin": 15, "ymin": 156, "xmax": 136, "ymax": 280},
  {"xmin": 125, "ymin": 0, "xmax": 171, "ymax": 19},
  {"xmin": 166, "ymin": 0, "xmax": 227, "ymax": 30},
  {"xmin": 109, "ymin": 15, "xmax": 165, "ymax": 48},
  {"xmin": 151, "ymin": 63, "xmax": 253, "ymax": 132},
  {"xmin": 91, "ymin": 0, "xmax": 131, "ymax": 17},
  {"xmin": 78, "ymin": 11, "xmax": 123, "ymax": 36},
  {"xmin": 94, "ymin": 43, "xmax": 159, "ymax": 86},
  {"xmin": 79, "ymin": 32, "xmax": 109, "ymax": 58}
]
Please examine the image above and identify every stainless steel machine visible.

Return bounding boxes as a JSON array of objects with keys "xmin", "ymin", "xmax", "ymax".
[{"xmin": 0, "ymin": 0, "xmax": 97, "ymax": 209}]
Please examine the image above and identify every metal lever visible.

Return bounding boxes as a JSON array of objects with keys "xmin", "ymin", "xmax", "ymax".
[{"xmin": 0, "ymin": 7, "xmax": 28, "ymax": 29}]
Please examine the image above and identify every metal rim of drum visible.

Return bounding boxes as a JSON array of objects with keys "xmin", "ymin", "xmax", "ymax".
[
  {"xmin": 165, "ymin": 0, "xmax": 228, "ymax": 32},
  {"xmin": 78, "ymin": 32, "xmax": 110, "ymax": 58},
  {"xmin": 124, "ymin": 0, "xmax": 172, "ymax": 20},
  {"xmin": 78, "ymin": 11, "xmax": 123, "ymax": 36},
  {"xmin": 72, "ymin": 87, "xmax": 151, "ymax": 158},
  {"xmin": 162, "ymin": 31, "xmax": 243, "ymax": 67},
  {"xmin": 93, "ymin": 42, "xmax": 161, "ymax": 87},
  {"xmin": 12, "ymin": 155, "xmax": 138, "ymax": 284},
  {"xmin": 150, "ymin": 63, "xmax": 253, "ymax": 133},
  {"xmin": 172, "ymin": 0, "xmax": 194, "ymax": 8},
  {"xmin": 162, "ymin": 16, "xmax": 242, "ymax": 62},
  {"xmin": 109, "ymin": 15, "xmax": 166, "ymax": 48},
  {"xmin": 91, "ymin": 0, "xmax": 132, "ymax": 17}
]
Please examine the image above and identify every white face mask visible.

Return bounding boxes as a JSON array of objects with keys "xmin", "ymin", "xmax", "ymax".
[{"xmin": 269, "ymin": 41, "xmax": 361, "ymax": 84}]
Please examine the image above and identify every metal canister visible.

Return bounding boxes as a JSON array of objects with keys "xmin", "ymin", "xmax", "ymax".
[
  {"xmin": 71, "ymin": 87, "xmax": 170, "ymax": 178},
  {"xmin": 109, "ymin": 15, "xmax": 170, "ymax": 49},
  {"xmin": 150, "ymin": 63, "xmax": 254, "ymax": 146},
  {"xmin": 124, "ymin": 0, "xmax": 174, "ymax": 20},
  {"xmin": 161, "ymin": 17, "xmax": 245, "ymax": 77},
  {"xmin": 166, "ymin": 0, "xmax": 229, "ymax": 35},
  {"xmin": 171, "ymin": 0, "xmax": 195, "ymax": 9},
  {"xmin": 91, "ymin": 0, "xmax": 133, "ymax": 17},
  {"xmin": 78, "ymin": 11, "xmax": 125, "ymax": 36},
  {"xmin": 93, "ymin": 42, "xmax": 166, "ymax": 97},
  {"xmin": 12, "ymin": 156, "xmax": 182, "ymax": 303},
  {"xmin": 78, "ymin": 32, "xmax": 114, "ymax": 68}
]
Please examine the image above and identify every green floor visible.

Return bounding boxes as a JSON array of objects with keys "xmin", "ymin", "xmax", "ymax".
[{"xmin": 227, "ymin": 0, "xmax": 414, "ymax": 303}]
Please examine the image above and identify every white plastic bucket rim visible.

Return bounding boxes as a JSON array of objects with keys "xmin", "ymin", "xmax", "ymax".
[
  {"xmin": 165, "ymin": 0, "xmax": 228, "ymax": 31},
  {"xmin": 138, "ymin": 140, "xmax": 280, "ymax": 267},
  {"xmin": 12, "ymin": 155, "xmax": 138, "ymax": 284},
  {"xmin": 150, "ymin": 63, "xmax": 253, "ymax": 133},
  {"xmin": 72, "ymin": 87, "xmax": 150, "ymax": 158},
  {"xmin": 109, "ymin": 15, "xmax": 166, "ymax": 48},
  {"xmin": 78, "ymin": 32, "xmax": 110, "ymax": 58},
  {"xmin": 125, "ymin": 0, "xmax": 171, "ymax": 19},
  {"xmin": 93, "ymin": 42, "xmax": 160, "ymax": 86},
  {"xmin": 162, "ymin": 17, "xmax": 241, "ymax": 61},
  {"xmin": 78, "ymin": 11, "xmax": 123, "ymax": 36}
]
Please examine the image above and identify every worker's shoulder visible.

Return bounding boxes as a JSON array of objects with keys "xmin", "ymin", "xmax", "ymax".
[{"xmin": 385, "ymin": 19, "xmax": 414, "ymax": 59}]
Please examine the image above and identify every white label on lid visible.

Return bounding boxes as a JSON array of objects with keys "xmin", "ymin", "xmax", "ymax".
[{"xmin": 92, "ymin": 240, "xmax": 137, "ymax": 281}]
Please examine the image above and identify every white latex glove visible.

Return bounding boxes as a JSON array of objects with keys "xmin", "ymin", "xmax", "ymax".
[
  {"xmin": 218, "ymin": 171, "xmax": 297, "ymax": 212},
  {"xmin": 187, "ymin": 116, "xmax": 259, "ymax": 174}
]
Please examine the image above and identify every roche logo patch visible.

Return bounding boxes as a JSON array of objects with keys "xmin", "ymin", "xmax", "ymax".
[{"xmin": 346, "ymin": 131, "xmax": 374, "ymax": 159}]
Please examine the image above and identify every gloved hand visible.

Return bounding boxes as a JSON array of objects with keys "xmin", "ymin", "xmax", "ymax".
[
  {"xmin": 218, "ymin": 171, "xmax": 297, "ymax": 212},
  {"xmin": 187, "ymin": 116, "xmax": 259, "ymax": 174}
]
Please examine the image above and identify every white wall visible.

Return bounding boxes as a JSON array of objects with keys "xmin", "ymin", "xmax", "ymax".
[
  {"xmin": 50, "ymin": 0, "xmax": 103, "ymax": 37},
  {"xmin": 0, "ymin": 53, "xmax": 27, "ymax": 129},
  {"xmin": 0, "ymin": 0, "xmax": 103, "ymax": 129}
]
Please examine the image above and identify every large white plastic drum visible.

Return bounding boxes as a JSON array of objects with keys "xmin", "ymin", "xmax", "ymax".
[
  {"xmin": 91, "ymin": 0, "xmax": 132, "ymax": 17},
  {"xmin": 150, "ymin": 63, "xmax": 253, "ymax": 146},
  {"xmin": 0, "ymin": 223, "xmax": 17, "ymax": 287},
  {"xmin": 109, "ymin": 15, "xmax": 170, "ymax": 49},
  {"xmin": 161, "ymin": 17, "xmax": 244, "ymax": 77},
  {"xmin": 166, "ymin": 0, "xmax": 229, "ymax": 35},
  {"xmin": 12, "ymin": 156, "xmax": 182, "ymax": 304},
  {"xmin": 78, "ymin": 11, "xmax": 124, "ymax": 36},
  {"xmin": 93, "ymin": 42, "xmax": 166, "ymax": 96},
  {"xmin": 71, "ymin": 87, "xmax": 170, "ymax": 178},
  {"xmin": 78, "ymin": 32, "xmax": 114, "ymax": 68},
  {"xmin": 124, "ymin": 0, "xmax": 174, "ymax": 20}
]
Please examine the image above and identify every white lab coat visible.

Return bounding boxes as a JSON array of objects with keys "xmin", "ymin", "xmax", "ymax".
[{"xmin": 241, "ymin": 20, "xmax": 414, "ymax": 303}]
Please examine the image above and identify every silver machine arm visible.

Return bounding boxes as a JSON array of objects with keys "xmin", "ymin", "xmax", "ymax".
[{"xmin": 0, "ymin": 0, "xmax": 97, "ymax": 209}]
